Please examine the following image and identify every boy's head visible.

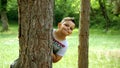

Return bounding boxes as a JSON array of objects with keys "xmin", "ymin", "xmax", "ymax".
[{"xmin": 58, "ymin": 17, "xmax": 75, "ymax": 36}]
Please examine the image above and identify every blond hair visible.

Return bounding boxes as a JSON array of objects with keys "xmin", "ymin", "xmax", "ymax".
[{"xmin": 61, "ymin": 17, "xmax": 75, "ymax": 24}]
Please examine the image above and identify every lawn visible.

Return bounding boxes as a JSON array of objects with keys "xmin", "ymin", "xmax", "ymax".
[{"xmin": 0, "ymin": 24, "xmax": 120, "ymax": 68}]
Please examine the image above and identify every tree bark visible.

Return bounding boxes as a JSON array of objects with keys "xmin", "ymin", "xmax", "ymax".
[
  {"xmin": 1, "ymin": 11, "xmax": 9, "ymax": 31},
  {"xmin": 78, "ymin": 0, "xmax": 90, "ymax": 68},
  {"xmin": 11, "ymin": 0, "xmax": 54, "ymax": 68}
]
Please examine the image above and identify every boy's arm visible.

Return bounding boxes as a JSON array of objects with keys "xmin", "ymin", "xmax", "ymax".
[{"xmin": 52, "ymin": 53, "xmax": 62, "ymax": 63}]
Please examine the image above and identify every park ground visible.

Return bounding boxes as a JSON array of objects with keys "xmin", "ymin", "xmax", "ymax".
[{"xmin": 0, "ymin": 23, "xmax": 120, "ymax": 68}]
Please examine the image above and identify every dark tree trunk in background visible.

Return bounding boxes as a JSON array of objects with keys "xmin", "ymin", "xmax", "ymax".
[
  {"xmin": 98, "ymin": 0, "xmax": 111, "ymax": 32},
  {"xmin": 0, "ymin": 0, "xmax": 9, "ymax": 32},
  {"xmin": 11, "ymin": 0, "xmax": 54, "ymax": 68},
  {"xmin": 78, "ymin": 0, "xmax": 90, "ymax": 68}
]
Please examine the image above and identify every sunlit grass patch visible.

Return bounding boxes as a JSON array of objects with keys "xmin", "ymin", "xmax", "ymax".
[
  {"xmin": 0, "ymin": 42, "xmax": 19, "ymax": 68},
  {"xmin": 89, "ymin": 49, "xmax": 120, "ymax": 68},
  {"xmin": 0, "ymin": 24, "xmax": 19, "ymax": 68}
]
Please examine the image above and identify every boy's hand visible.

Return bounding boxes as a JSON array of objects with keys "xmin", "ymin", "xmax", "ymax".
[{"xmin": 52, "ymin": 53, "xmax": 62, "ymax": 63}]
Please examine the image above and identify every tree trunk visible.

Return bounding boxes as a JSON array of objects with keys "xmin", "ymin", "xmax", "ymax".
[
  {"xmin": 1, "ymin": 11, "xmax": 9, "ymax": 31},
  {"xmin": 98, "ymin": 0, "xmax": 111, "ymax": 32},
  {"xmin": 78, "ymin": 0, "xmax": 90, "ymax": 68},
  {"xmin": 0, "ymin": 0, "xmax": 9, "ymax": 32},
  {"xmin": 11, "ymin": 0, "xmax": 54, "ymax": 68}
]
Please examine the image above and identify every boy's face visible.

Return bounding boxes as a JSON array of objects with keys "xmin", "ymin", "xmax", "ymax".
[{"xmin": 58, "ymin": 20, "xmax": 75, "ymax": 36}]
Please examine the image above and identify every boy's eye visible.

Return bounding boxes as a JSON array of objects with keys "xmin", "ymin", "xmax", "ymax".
[
  {"xmin": 64, "ymin": 24, "xmax": 74, "ymax": 30},
  {"xmin": 70, "ymin": 27, "xmax": 73, "ymax": 30},
  {"xmin": 64, "ymin": 24, "xmax": 69, "ymax": 27}
]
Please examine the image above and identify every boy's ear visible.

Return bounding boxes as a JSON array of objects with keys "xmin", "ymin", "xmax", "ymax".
[{"xmin": 58, "ymin": 22, "xmax": 62, "ymax": 29}]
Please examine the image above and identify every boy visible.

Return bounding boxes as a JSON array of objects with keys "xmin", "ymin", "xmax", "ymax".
[
  {"xmin": 52, "ymin": 17, "xmax": 75, "ymax": 63},
  {"xmin": 10, "ymin": 17, "xmax": 75, "ymax": 68}
]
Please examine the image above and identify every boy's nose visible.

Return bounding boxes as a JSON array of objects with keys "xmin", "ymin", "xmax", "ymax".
[
  {"xmin": 67, "ymin": 27, "xmax": 70, "ymax": 30},
  {"xmin": 67, "ymin": 28, "xmax": 72, "ymax": 33}
]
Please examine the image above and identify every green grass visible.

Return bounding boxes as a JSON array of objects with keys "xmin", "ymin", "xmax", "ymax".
[
  {"xmin": 0, "ymin": 24, "xmax": 120, "ymax": 68},
  {"xmin": 53, "ymin": 29, "xmax": 120, "ymax": 68},
  {"xmin": 0, "ymin": 24, "xmax": 19, "ymax": 68}
]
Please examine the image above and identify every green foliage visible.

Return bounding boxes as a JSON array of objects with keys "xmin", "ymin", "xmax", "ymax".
[
  {"xmin": 91, "ymin": 0, "xmax": 100, "ymax": 9},
  {"xmin": 90, "ymin": 14, "xmax": 106, "ymax": 29},
  {"xmin": 90, "ymin": 0, "xmax": 120, "ymax": 30},
  {"xmin": 1, "ymin": 0, "xmax": 120, "ymax": 30},
  {"xmin": 7, "ymin": 0, "xmax": 18, "ymax": 20},
  {"xmin": 0, "ymin": 0, "xmax": 7, "ymax": 11},
  {"xmin": 7, "ymin": 0, "xmax": 18, "ymax": 11},
  {"xmin": 54, "ymin": 0, "xmax": 80, "ymax": 27},
  {"xmin": 0, "ymin": 0, "xmax": 1, "ymax": 11}
]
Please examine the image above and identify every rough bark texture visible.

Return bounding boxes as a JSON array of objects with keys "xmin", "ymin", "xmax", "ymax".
[
  {"xmin": 78, "ymin": 0, "xmax": 90, "ymax": 68},
  {"xmin": 13, "ymin": 0, "xmax": 54, "ymax": 68},
  {"xmin": 1, "ymin": 11, "xmax": 9, "ymax": 31}
]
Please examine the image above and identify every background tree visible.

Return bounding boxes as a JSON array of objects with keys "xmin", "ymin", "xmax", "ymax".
[
  {"xmin": 11, "ymin": 0, "xmax": 54, "ymax": 68},
  {"xmin": 78, "ymin": 0, "xmax": 90, "ymax": 68},
  {"xmin": 0, "ymin": 0, "xmax": 9, "ymax": 32},
  {"xmin": 90, "ymin": 0, "xmax": 120, "ymax": 30},
  {"xmin": 98, "ymin": 0, "xmax": 111, "ymax": 32}
]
